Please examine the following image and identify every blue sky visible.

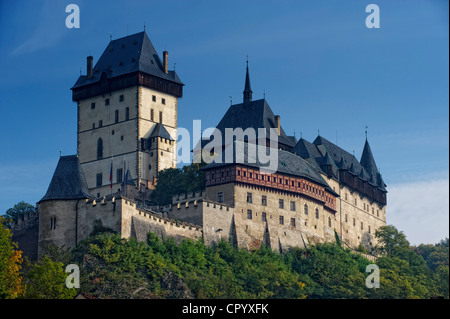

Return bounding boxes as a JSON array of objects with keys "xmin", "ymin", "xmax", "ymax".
[{"xmin": 0, "ymin": 0, "xmax": 448, "ymax": 245}]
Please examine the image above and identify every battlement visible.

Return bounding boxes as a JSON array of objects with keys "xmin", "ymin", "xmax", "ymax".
[
  {"xmin": 133, "ymin": 209, "xmax": 202, "ymax": 232},
  {"xmin": 10, "ymin": 208, "xmax": 39, "ymax": 233},
  {"xmin": 168, "ymin": 198, "xmax": 234, "ymax": 212},
  {"xmin": 172, "ymin": 191, "xmax": 204, "ymax": 204}
]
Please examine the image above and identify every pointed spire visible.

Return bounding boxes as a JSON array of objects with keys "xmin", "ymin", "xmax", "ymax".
[
  {"xmin": 243, "ymin": 57, "xmax": 252, "ymax": 103},
  {"xmin": 360, "ymin": 138, "xmax": 379, "ymax": 175}
]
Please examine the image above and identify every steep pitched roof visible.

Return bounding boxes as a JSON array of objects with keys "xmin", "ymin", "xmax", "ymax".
[
  {"xmin": 39, "ymin": 156, "xmax": 92, "ymax": 202},
  {"xmin": 72, "ymin": 31, "xmax": 183, "ymax": 89},
  {"xmin": 243, "ymin": 62, "xmax": 253, "ymax": 102},
  {"xmin": 149, "ymin": 123, "xmax": 174, "ymax": 141},
  {"xmin": 209, "ymin": 98, "xmax": 296, "ymax": 149},
  {"xmin": 291, "ymin": 135, "xmax": 386, "ymax": 192},
  {"xmin": 360, "ymin": 139, "xmax": 379, "ymax": 175}
]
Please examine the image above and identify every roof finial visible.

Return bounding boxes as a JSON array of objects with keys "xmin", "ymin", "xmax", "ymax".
[
  {"xmin": 229, "ymin": 96, "xmax": 232, "ymax": 105},
  {"xmin": 263, "ymin": 89, "xmax": 266, "ymax": 99},
  {"xmin": 144, "ymin": 22, "xmax": 146, "ymax": 31},
  {"xmin": 318, "ymin": 129, "xmax": 320, "ymax": 137},
  {"xmin": 109, "ymin": 32, "xmax": 112, "ymax": 42},
  {"xmin": 174, "ymin": 62, "xmax": 176, "ymax": 71},
  {"xmin": 60, "ymin": 150, "xmax": 62, "ymax": 157},
  {"xmin": 365, "ymin": 125, "xmax": 368, "ymax": 140},
  {"xmin": 300, "ymin": 131, "xmax": 303, "ymax": 139}
]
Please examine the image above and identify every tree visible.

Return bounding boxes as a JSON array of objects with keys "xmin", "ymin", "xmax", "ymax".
[
  {"xmin": 374, "ymin": 225, "xmax": 410, "ymax": 257},
  {"xmin": 24, "ymin": 255, "xmax": 77, "ymax": 299},
  {"xmin": 0, "ymin": 216, "xmax": 25, "ymax": 298},
  {"xmin": 3, "ymin": 201, "xmax": 35, "ymax": 227},
  {"xmin": 150, "ymin": 162, "xmax": 207, "ymax": 205},
  {"xmin": 150, "ymin": 168, "xmax": 185, "ymax": 205}
]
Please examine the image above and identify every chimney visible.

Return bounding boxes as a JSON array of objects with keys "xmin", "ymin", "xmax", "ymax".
[
  {"xmin": 163, "ymin": 51, "xmax": 168, "ymax": 74},
  {"xmin": 274, "ymin": 115, "xmax": 280, "ymax": 135},
  {"xmin": 87, "ymin": 56, "xmax": 93, "ymax": 79}
]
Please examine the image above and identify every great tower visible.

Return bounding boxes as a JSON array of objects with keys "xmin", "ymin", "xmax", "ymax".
[{"xmin": 71, "ymin": 31, "xmax": 183, "ymax": 198}]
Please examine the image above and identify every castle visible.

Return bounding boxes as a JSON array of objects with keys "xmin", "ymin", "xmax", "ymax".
[{"xmin": 32, "ymin": 31, "xmax": 387, "ymax": 258}]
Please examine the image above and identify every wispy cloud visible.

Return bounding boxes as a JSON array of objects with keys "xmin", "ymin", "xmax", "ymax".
[
  {"xmin": 11, "ymin": 0, "xmax": 67, "ymax": 55},
  {"xmin": 387, "ymin": 173, "xmax": 449, "ymax": 245}
]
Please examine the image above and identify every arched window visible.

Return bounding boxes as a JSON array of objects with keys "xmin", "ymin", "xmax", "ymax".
[
  {"xmin": 315, "ymin": 208, "xmax": 319, "ymax": 219},
  {"xmin": 97, "ymin": 138, "xmax": 103, "ymax": 159},
  {"xmin": 304, "ymin": 204, "xmax": 308, "ymax": 215},
  {"xmin": 328, "ymin": 216, "xmax": 332, "ymax": 227}
]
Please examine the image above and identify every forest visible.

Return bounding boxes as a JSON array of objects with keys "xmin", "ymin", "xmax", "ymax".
[{"xmin": 1, "ymin": 210, "xmax": 448, "ymax": 299}]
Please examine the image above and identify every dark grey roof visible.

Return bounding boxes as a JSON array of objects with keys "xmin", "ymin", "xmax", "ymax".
[
  {"xmin": 243, "ymin": 63, "xmax": 252, "ymax": 102},
  {"xmin": 149, "ymin": 123, "xmax": 174, "ymax": 141},
  {"xmin": 203, "ymin": 141, "xmax": 336, "ymax": 194},
  {"xmin": 39, "ymin": 155, "xmax": 92, "ymax": 202},
  {"xmin": 205, "ymin": 98, "xmax": 296, "ymax": 149},
  {"xmin": 360, "ymin": 139, "xmax": 379, "ymax": 176},
  {"xmin": 291, "ymin": 135, "xmax": 386, "ymax": 192},
  {"xmin": 72, "ymin": 31, "xmax": 183, "ymax": 89}
]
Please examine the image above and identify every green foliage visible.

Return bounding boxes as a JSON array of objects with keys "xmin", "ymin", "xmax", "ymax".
[
  {"xmin": 150, "ymin": 162, "xmax": 207, "ymax": 205},
  {"xmin": 18, "ymin": 224, "xmax": 447, "ymax": 299},
  {"xmin": 374, "ymin": 225, "xmax": 410, "ymax": 257},
  {"xmin": 24, "ymin": 255, "xmax": 77, "ymax": 299},
  {"xmin": 0, "ymin": 217, "xmax": 25, "ymax": 298},
  {"xmin": 2, "ymin": 201, "xmax": 35, "ymax": 227}
]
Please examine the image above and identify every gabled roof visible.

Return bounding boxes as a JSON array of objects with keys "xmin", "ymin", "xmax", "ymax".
[
  {"xmin": 149, "ymin": 123, "xmax": 174, "ymax": 141},
  {"xmin": 210, "ymin": 98, "xmax": 296, "ymax": 149},
  {"xmin": 72, "ymin": 31, "xmax": 183, "ymax": 89},
  {"xmin": 39, "ymin": 155, "xmax": 92, "ymax": 202}
]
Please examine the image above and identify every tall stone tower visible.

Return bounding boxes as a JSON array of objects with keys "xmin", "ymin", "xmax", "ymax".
[{"xmin": 71, "ymin": 31, "xmax": 183, "ymax": 198}]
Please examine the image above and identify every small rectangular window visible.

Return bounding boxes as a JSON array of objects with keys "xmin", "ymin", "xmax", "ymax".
[
  {"xmin": 125, "ymin": 107, "xmax": 130, "ymax": 121},
  {"xmin": 162, "ymin": 98, "xmax": 166, "ymax": 105},
  {"xmin": 247, "ymin": 192, "xmax": 252, "ymax": 203},
  {"xmin": 262, "ymin": 212, "xmax": 267, "ymax": 222},
  {"xmin": 217, "ymin": 192, "xmax": 224, "ymax": 203},
  {"xmin": 117, "ymin": 168, "xmax": 123, "ymax": 183},
  {"xmin": 261, "ymin": 195, "xmax": 267, "ymax": 206},
  {"xmin": 152, "ymin": 95, "xmax": 156, "ymax": 102},
  {"xmin": 115, "ymin": 110, "xmax": 119, "ymax": 123},
  {"xmin": 96, "ymin": 173, "xmax": 102, "ymax": 187},
  {"xmin": 291, "ymin": 218, "xmax": 296, "ymax": 227},
  {"xmin": 151, "ymin": 109, "xmax": 154, "ymax": 121},
  {"xmin": 279, "ymin": 215, "xmax": 284, "ymax": 225},
  {"xmin": 159, "ymin": 111, "xmax": 163, "ymax": 123},
  {"xmin": 279, "ymin": 199, "xmax": 284, "ymax": 209},
  {"xmin": 99, "ymin": 120, "xmax": 103, "ymax": 127},
  {"xmin": 247, "ymin": 210, "xmax": 252, "ymax": 220},
  {"xmin": 105, "ymin": 98, "xmax": 110, "ymax": 106},
  {"xmin": 91, "ymin": 102, "xmax": 95, "ymax": 109},
  {"xmin": 119, "ymin": 94, "xmax": 124, "ymax": 102},
  {"xmin": 290, "ymin": 201, "xmax": 296, "ymax": 211}
]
